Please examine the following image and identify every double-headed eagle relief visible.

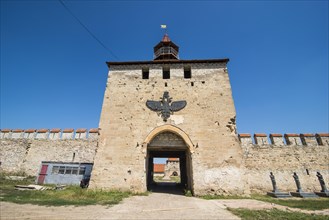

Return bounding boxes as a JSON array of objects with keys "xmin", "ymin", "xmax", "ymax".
[{"xmin": 146, "ymin": 91, "xmax": 187, "ymax": 121}]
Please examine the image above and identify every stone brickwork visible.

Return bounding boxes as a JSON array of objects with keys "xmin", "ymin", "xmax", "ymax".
[
  {"xmin": 90, "ymin": 60, "xmax": 245, "ymax": 195},
  {"xmin": 239, "ymin": 133, "xmax": 329, "ymax": 194},
  {"xmin": 1, "ymin": 130, "xmax": 328, "ymax": 195},
  {"xmin": 0, "ymin": 128, "xmax": 99, "ymax": 176},
  {"xmin": 164, "ymin": 158, "xmax": 180, "ymax": 179},
  {"xmin": 1, "ymin": 35, "xmax": 327, "ymax": 196}
]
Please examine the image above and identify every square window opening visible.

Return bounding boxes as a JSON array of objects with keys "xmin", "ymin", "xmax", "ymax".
[
  {"xmin": 79, "ymin": 167, "xmax": 86, "ymax": 175},
  {"xmin": 59, "ymin": 166, "xmax": 65, "ymax": 174},
  {"xmin": 52, "ymin": 166, "xmax": 59, "ymax": 174},
  {"xmin": 184, "ymin": 67, "xmax": 191, "ymax": 79},
  {"xmin": 72, "ymin": 167, "xmax": 78, "ymax": 175},
  {"xmin": 142, "ymin": 68, "xmax": 149, "ymax": 79},
  {"xmin": 65, "ymin": 167, "xmax": 72, "ymax": 175},
  {"xmin": 163, "ymin": 67, "xmax": 170, "ymax": 79}
]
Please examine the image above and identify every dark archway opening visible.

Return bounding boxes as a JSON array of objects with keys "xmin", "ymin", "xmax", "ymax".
[{"xmin": 145, "ymin": 132, "xmax": 193, "ymax": 195}]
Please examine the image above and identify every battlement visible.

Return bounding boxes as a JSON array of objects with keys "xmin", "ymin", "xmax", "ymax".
[
  {"xmin": 0, "ymin": 128, "xmax": 99, "ymax": 140},
  {"xmin": 238, "ymin": 133, "xmax": 329, "ymax": 147}
]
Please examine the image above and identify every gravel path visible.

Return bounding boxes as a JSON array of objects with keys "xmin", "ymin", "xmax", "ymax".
[
  {"xmin": 2, "ymin": 193, "xmax": 328, "ymax": 220},
  {"xmin": 1, "ymin": 193, "xmax": 239, "ymax": 220}
]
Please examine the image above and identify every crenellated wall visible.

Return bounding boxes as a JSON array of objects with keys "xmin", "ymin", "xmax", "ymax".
[
  {"xmin": 0, "ymin": 128, "xmax": 99, "ymax": 176},
  {"xmin": 239, "ymin": 133, "xmax": 329, "ymax": 194},
  {"xmin": 0, "ymin": 128, "xmax": 99, "ymax": 140},
  {"xmin": 1, "ymin": 129, "xmax": 328, "ymax": 194}
]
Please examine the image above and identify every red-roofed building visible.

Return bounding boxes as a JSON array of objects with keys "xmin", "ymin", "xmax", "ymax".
[
  {"xmin": 167, "ymin": 158, "xmax": 179, "ymax": 162},
  {"xmin": 153, "ymin": 164, "xmax": 165, "ymax": 176}
]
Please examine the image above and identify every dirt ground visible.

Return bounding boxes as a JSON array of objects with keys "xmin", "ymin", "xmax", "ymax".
[{"xmin": 1, "ymin": 193, "xmax": 329, "ymax": 220}]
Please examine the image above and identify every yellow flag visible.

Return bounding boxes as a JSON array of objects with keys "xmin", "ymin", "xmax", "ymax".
[{"xmin": 161, "ymin": 25, "xmax": 167, "ymax": 29}]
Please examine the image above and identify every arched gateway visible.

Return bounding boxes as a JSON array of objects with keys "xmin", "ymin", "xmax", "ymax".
[{"xmin": 144, "ymin": 125, "xmax": 194, "ymax": 192}]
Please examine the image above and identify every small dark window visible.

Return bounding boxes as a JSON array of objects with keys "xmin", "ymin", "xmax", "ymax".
[
  {"xmin": 191, "ymin": 82, "xmax": 194, "ymax": 86},
  {"xmin": 59, "ymin": 166, "xmax": 65, "ymax": 174},
  {"xmin": 52, "ymin": 166, "xmax": 59, "ymax": 174},
  {"xmin": 142, "ymin": 68, "xmax": 149, "ymax": 79},
  {"xmin": 65, "ymin": 167, "xmax": 72, "ymax": 175},
  {"xmin": 72, "ymin": 167, "xmax": 78, "ymax": 175},
  {"xmin": 306, "ymin": 169, "xmax": 310, "ymax": 175},
  {"xmin": 163, "ymin": 67, "xmax": 170, "ymax": 79},
  {"xmin": 79, "ymin": 166, "xmax": 86, "ymax": 175},
  {"xmin": 184, "ymin": 67, "xmax": 191, "ymax": 79},
  {"xmin": 165, "ymin": 82, "xmax": 168, "ymax": 87}
]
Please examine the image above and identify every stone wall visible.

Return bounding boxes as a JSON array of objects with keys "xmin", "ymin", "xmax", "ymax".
[
  {"xmin": 239, "ymin": 133, "xmax": 329, "ymax": 194},
  {"xmin": 0, "ymin": 128, "xmax": 99, "ymax": 176},
  {"xmin": 0, "ymin": 128, "xmax": 328, "ymax": 195},
  {"xmin": 91, "ymin": 61, "xmax": 243, "ymax": 195}
]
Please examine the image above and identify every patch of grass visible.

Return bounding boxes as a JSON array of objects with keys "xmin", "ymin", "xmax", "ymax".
[
  {"xmin": 200, "ymin": 194, "xmax": 329, "ymax": 210},
  {"xmin": 184, "ymin": 190, "xmax": 193, "ymax": 197},
  {"xmin": 153, "ymin": 175, "xmax": 181, "ymax": 183},
  {"xmin": 153, "ymin": 176, "xmax": 164, "ymax": 182},
  {"xmin": 0, "ymin": 173, "xmax": 137, "ymax": 206},
  {"xmin": 170, "ymin": 176, "xmax": 181, "ymax": 183},
  {"xmin": 251, "ymin": 194, "xmax": 329, "ymax": 211},
  {"xmin": 227, "ymin": 208, "xmax": 329, "ymax": 220}
]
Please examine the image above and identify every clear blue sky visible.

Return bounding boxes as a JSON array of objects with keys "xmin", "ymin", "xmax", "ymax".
[{"xmin": 1, "ymin": 1, "xmax": 328, "ymax": 136}]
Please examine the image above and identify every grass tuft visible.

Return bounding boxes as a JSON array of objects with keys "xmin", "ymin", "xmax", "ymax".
[
  {"xmin": 0, "ymin": 172, "xmax": 137, "ymax": 206},
  {"xmin": 228, "ymin": 208, "xmax": 329, "ymax": 220},
  {"xmin": 201, "ymin": 193, "xmax": 329, "ymax": 210}
]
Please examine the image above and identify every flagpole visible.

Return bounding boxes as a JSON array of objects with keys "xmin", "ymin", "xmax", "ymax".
[{"xmin": 161, "ymin": 24, "xmax": 167, "ymax": 35}]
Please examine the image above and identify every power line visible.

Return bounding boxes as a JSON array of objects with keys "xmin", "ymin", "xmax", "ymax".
[{"xmin": 58, "ymin": 0, "xmax": 119, "ymax": 60}]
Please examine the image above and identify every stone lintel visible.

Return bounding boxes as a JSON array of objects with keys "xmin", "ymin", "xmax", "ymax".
[
  {"xmin": 238, "ymin": 134, "xmax": 251, "ymax": 138},
  {"xmin": 76, "ymin": 128, "xmax": 87, "ymax": 133},
  {"xmin": 316, "ymin": 133, "xmax": 329, "ymax": 137},
  {"xmin": 284, "ymin": 133, "xmax": 299, "ymax": 137},
  {"xmin": 254, "ymin": 133, "xmax": 267, "ymax": 137},
  {"xmin": 25, "ymin": 129, "xmax": 36, "ymax": 133},
  {"xmin": 89, "ymin": 128, "xmax": 99, "ymax": 133},
  {"xmin": 270, "ymin": 133, "xmax": 283, "ymax": 137},
  {"xmin": 300, "ymin": 133, "xmax": 315, "ymax": 137},
  {"xmin": 50, "ymin": 128, "xmax": 61, "ymax": 133}
]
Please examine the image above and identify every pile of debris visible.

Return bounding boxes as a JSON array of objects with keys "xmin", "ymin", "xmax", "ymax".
[{"xmin": 15, "ymin": 184, "xmax": 66, "ymax": 191}]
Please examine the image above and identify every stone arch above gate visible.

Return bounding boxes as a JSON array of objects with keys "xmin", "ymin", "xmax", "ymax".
[
  {"xmin": 149, "ymin": 132, "xmax": 186, "ymax": 148},
  {"xmin": 143, "ymin": 125, "xmax": 194, "ymax": 152}
]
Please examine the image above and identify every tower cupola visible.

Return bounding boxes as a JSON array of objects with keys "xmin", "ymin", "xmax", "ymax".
[{"xmin": 153, "ymin": 34, "xmax": 179, "ymax": 60}]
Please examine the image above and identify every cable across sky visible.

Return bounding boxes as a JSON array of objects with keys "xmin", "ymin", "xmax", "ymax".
[{"xmin": 58, "ymin": 0, "xmax": 119, "ymax": 60}]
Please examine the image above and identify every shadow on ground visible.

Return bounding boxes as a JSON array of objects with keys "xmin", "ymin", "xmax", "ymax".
[{"xmin": 148, "ymin": 182, "xmax": 185, "ymax": 195}]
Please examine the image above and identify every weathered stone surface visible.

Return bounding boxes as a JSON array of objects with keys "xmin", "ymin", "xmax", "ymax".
[
  {"xmin": 0, "ymin": 139, "xmax": 98, "ymax": 176},
  {"xmin": 241, "ymin": 144, "xmax": 329, "ymax": 193},
  {"xmin": 90, "ymin": 61, "xmax": 243, "ymax": 195}
]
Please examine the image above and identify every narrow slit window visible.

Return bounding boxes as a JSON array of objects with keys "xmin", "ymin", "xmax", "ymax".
[
  {"xmin": 163, "ymin": 67, "xmax": 170, "ymax": 79},
  {"xmin": 142, "ymin": 68, "xmax": 149, "ymax": 79},
  {"xmin": 184, "ymin": 67, "xmax": 191, "ymax": 79}
]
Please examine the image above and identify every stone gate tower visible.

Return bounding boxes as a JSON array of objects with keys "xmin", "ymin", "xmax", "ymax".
[{"xmin": 90, "ymin": 34, "xmax": 244, "ymax": 195}]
